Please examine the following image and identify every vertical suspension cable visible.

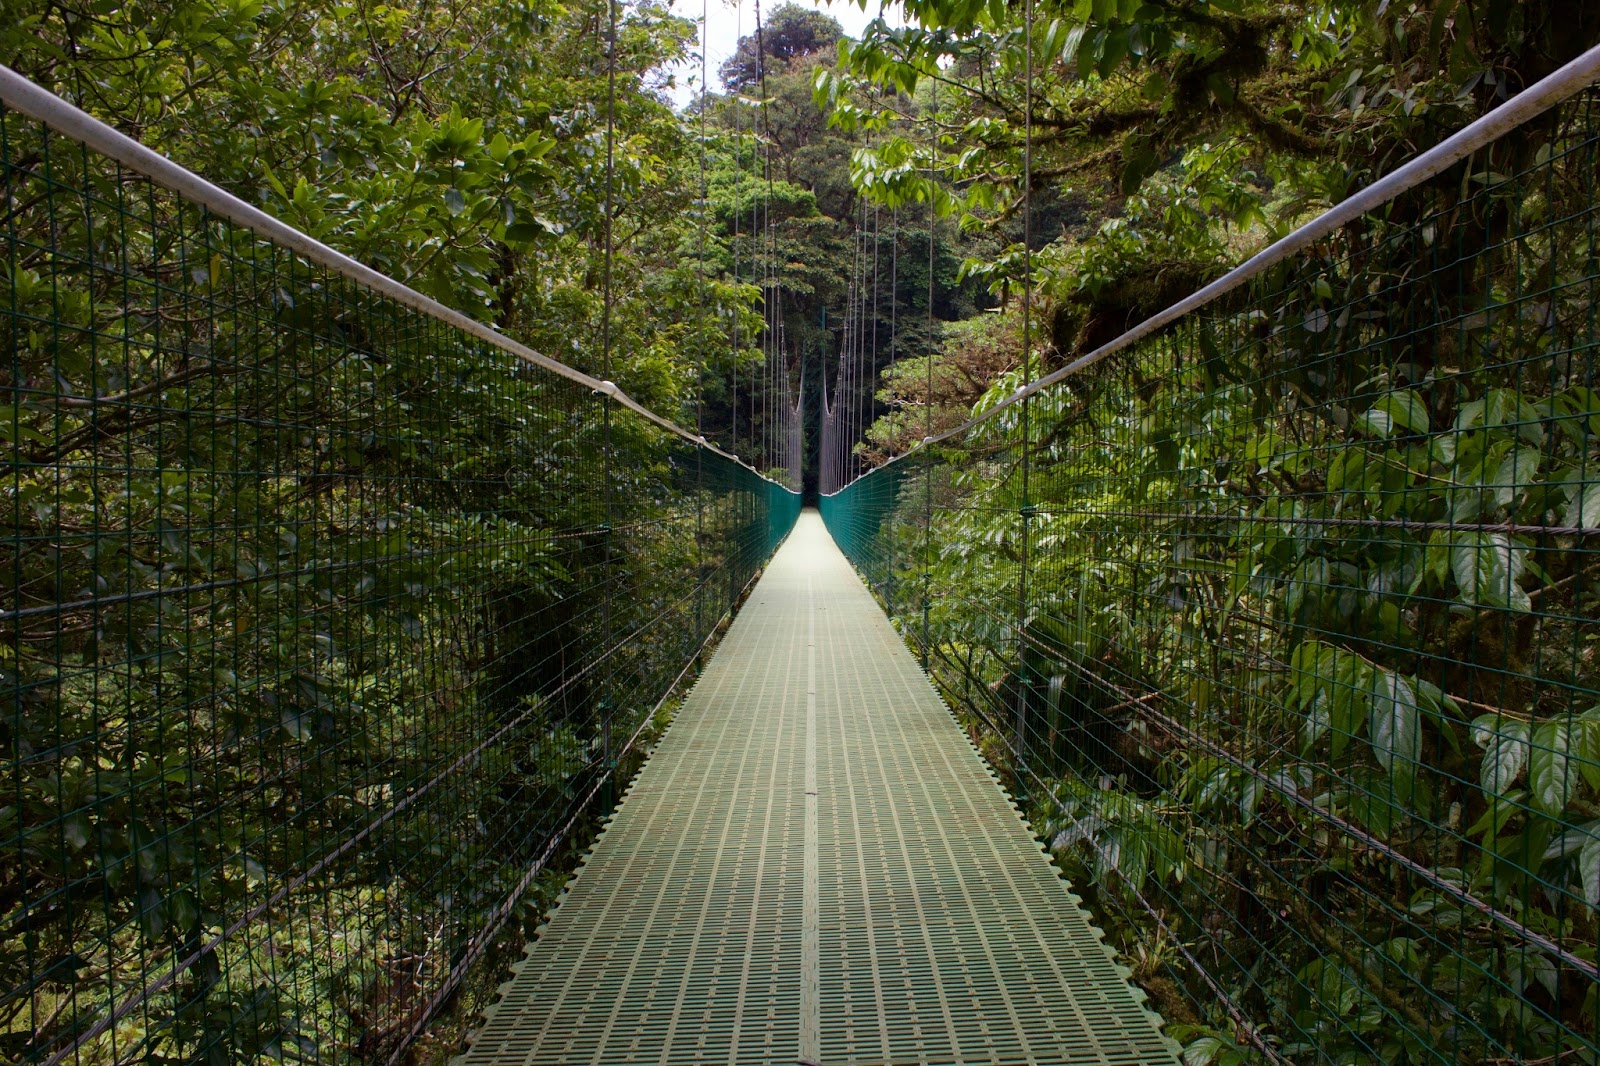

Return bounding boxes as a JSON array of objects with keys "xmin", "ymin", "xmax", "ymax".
[
  {"xmin": 761, "ymin": 41, "xmax": 770, "ymax": 476},
  {"xmin": 847, "ymin": 217, "xmax": 860, "ymax": 489},
  {"xmin": 824, "ymin": 335, "xmax": 834, "ymax": 494},
  {"xmin": 601, "ymin": 4, "xmax": 617, "ymax": 390},
  {"xmin": 824, "ymin": 326, "xmax": 832, "ymax": 494},
  {"xmin": 784, "ymin": 326, "xmax": 790, "ymax": 485},
  {"xmin": 838, "ymin": 207, "xmax": 851, "ymax": 495},
  {"xmin": 888, "ymin": 204, "xmax": 898, "ymax": 430},
  {"xmin": 754, "ymin": 0, "xmax": 776, "ymax": 477},
  {"xmin": 820, "ymin": 360, "xmax": 827, "ymax": 495},
  {"xmin": 867, "ymin": 200, "xmax": 881, "ymax": 485},
  {"xmin": 695, "ymin": 0, "xmax": 708, "ymax": 443},
  {"xmin": 730, "ymin": 0, "xmax": 741, "ymax": 459},
  {"xmin": 750, "ymin": 126, "xmax": 760, "ymax": 464},
  {"xmin": 845, "ymin": 215, "xmax": 855, "ymax": 491},
  {"xmin": 885, "ymin": 202, "xmax": 897, "ymax": 607},
  {"xmin": 834, "ymin": 229, "xmax": 848, "ymax": 494},
  {"xmin": 1013, "ymin": 0, "xmax": 1034, "ymax": 788},
  {"xmin": 862, "ymin": 204, "xmax": 873, "ymax": 485},
  {"xmin": 862, "ymin": 202, "xmax": 874, "ymax": 483},
  {"xmin": 769, "ymin": 176, "xmax": 776, "ymax": 473},
  {"xmin": 759, "ymin": 10, "xmax": 770, "ymax": 475},
  {"xmin": 834, "ymin": 223, "xmax": 843, "ymax": 494},
  {"xmin": 839, "ymin": 221, "xmax": 850, "ymax": 493},
  {"xmin": 786, "ymin": 325, "xmax": 791, "ymax": 483},
  {"xmin": 846, "ymin": 204, "xmax": 863, "ymax": 487},
  {"xmin": 852, "ymin": 208, "xmax": 863, "ymax": 486},
  {"xmin": 694, "ymin": 0, "xmax": 708, "ymax": 636},
  {"xmin": 600, "ymin": 0, "xmax": 619, "ymax": 794},
  {"xmin": 922, "ymin": 77, "xmax": 935, "ymax": 670},
  {"xmin": 846, "ymin": 208, "xmax": 855, "ymax": 495},
  {"xmin": 832, "ymin": 284, "xmax": 842, "ymax": 495}
]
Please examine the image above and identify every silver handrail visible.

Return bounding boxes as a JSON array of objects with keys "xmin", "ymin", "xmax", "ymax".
[
  {"xmin": 836, "ymin": 40, "xmax": 1600, "ymax": 486},
  {"xmin": 0, "ymin": 64, "xmax": 779, "ymax": 480}
]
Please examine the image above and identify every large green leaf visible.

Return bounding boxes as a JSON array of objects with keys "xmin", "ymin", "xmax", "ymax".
[
  {"xmin": 1491, "ymin": 444, "xmax": 1543, "ymax": 512},
  {"xmin": 1368, "ymin": 668, "xmax": 1420, "ymax": 794},
  {"xmin": 1357, "ymin": 390, "xmax": 1429, "ymax": 437},
  {"xmin": 1346, "ymin": 768, "xmax": 1406, "ymax": 834},
  {"xmin": 1505, "ymin": 948, "xmax": 1560, "ymax": 1000},
  {"xmin": 1471, "ymin": 714, "xmax": 1529, "ymax": 794},
  {"xmin": 1467, "ymin": 790, "xmax": 1526, "ymax": 839},
  {"xmin": 1290, "ymin": 640, "xmax": 1371, "ymax": 757},
  {"xmin": 1353, "ymin": 407, "xmax": 1392, "ymax": 436},
  {"xmin": 1581, "ymin": 706, "xmax": 1600, "ymax": 790},
  {"xmin": 1457, "ymin": 388, "xmax": 1546, "ymax": 445},
  {"xmin": 1556, "ymin": 385, "xmax": 1600, "ymax": 440},
  {"xmin": 1565, "ymin": 480, "xmax": 1600, "ymax": 531},
  {"xmin": 1530, "ymin": 722, "xmax": 1575, "ymax": 816},
  {"xmin": 1301, "ymin": 690, "xmax": 1333, "ymax": 752},
  {"xmin": 1582, "ymin": 832, "xmax": 1600, "ymax": 911},
  {"xmin": 1451, "ymin": 531, "xmax": 1531, "ymax": 611}
]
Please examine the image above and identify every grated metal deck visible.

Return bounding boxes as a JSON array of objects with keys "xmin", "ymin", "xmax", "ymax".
[{"xmin": 460, "ymin": 511, "xmax": 1176, "ymax": 1065}]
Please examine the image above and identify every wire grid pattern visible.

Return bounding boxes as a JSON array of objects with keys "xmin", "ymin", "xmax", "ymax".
[
  {"xmin": 822, "ymin": 95, "xmax": 1600, "ymax": 1062},
  {"xmin": 463, "ymin": 512, "xmax": 1175, "ymax": 1065},
  {"xmin": 1, "ymin": 100, "xmax": 799, "ymax": 1063}
]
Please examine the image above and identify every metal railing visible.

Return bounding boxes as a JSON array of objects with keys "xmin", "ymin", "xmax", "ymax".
[
  {"xmin": 824, "ymin": 46, "xmax": 1600, "ymax": 1064},
  {"xmin": 0, "ymin": 69, "xmax": 799, "ymax": 1063}
]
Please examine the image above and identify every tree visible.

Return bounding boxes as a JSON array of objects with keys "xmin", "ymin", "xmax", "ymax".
[
  {"xmin": 719, "ymin": 2, "xmax": 843, "ymax": 92},
  {"xmin": 692, "ymin": 6, "xmax": 991, "ymax": 492},
  {"xmin": 823, "ymin": 0, "xmax": 1600, "ymax": 400}
]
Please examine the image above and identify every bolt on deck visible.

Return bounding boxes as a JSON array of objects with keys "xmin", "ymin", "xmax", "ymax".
[{"xmin": 460, "ymin": 511, "xmax": 1176, "ymax": 1065}]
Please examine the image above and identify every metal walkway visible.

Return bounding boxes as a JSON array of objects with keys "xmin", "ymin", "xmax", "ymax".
[{"xmin": 460, "ymin": 512, "xmax": 1176, "ymax": 1065}]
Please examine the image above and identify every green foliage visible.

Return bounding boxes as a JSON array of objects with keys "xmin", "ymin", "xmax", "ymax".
[
  {"xmin": 719, "ymin": 2, "xmax": 843, "ymax": 92},
  {"xmin": 830, "ymin": 0, "xmax": 1600, "ymax": 419},
  {"xmin": 0, "ymin": 3, "xmax": 805, "ymax": 1061},
  {"xmin": 1, "ymin": 0, "xmax": 710, "ymax": 407},
  {"xmin": 694, "ymin": 3, "xmax": 997, "ymax": 486},
  {"xmin": 823, "ymin": 86, "xmax": 1600, "ymax": 1062}
]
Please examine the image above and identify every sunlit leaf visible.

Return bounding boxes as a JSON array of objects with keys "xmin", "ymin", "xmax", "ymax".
[
  {"xmin": 1581, "ymin": 833, "xmax": 1600, "ymax": 910},
  {"xmin": 1471, "ymin": 714, "xmax": 1529, "ymax": 794},
  {"xmin": 1565, "ymin": 480, "xmax": 1600, "ymax": 531},
  {"xmin": 1530, "ymin": 722, "xmax": 1574, "ymax": 816},
  {"xmin": 1451, "ymin": 532, "xmax": 1531, "ymax": 611},
  {"xmin": 1368, "ymin": 669, "xmax": 1420, "ymax": 793}
]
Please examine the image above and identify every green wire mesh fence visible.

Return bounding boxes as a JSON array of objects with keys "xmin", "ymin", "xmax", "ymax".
[
  {"xmin": 1, "ymin": 85, "xmax": 799, "ymax": 1062},
  {"xmin": 823, "ymin": 89, "xmax": 1600, "ymax": 1063}
]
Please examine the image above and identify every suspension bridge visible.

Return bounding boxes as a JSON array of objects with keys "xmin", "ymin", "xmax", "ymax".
[
  {"xmin": 461, "ymin": 513, "xmax": 1171, "ymax": 1064},
  {"xmin": 5, "ymin": 28, "xmax": 1600, "ymax": 1066}
]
